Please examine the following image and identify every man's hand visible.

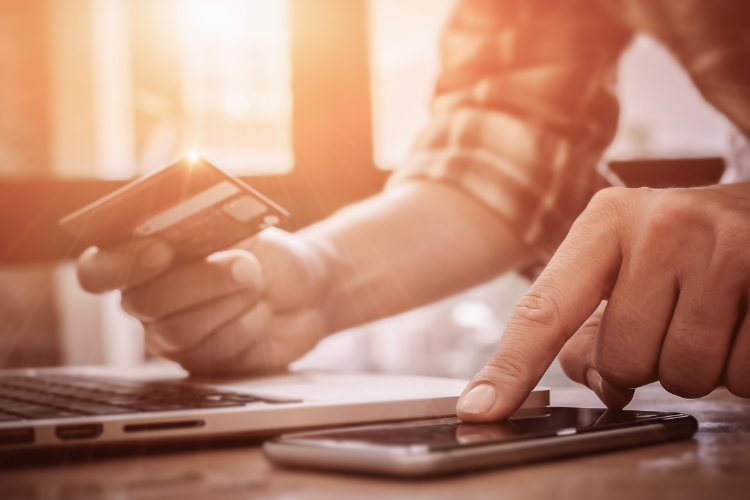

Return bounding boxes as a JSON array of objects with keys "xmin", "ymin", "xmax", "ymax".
[
  {"xmin": 77, "ymin": 228, "xmax": 331, "ymax": 376},
  {"xmin": 457, "ymin": 183, "xmax": 750, "ymax": 421}
]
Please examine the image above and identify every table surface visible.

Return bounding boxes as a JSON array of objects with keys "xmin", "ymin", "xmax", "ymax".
[{"xmin": 1, "ymin": 386, "xmax": 748, "ymax": 500}]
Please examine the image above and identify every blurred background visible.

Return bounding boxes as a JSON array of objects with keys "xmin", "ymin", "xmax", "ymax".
[{"xmin": 0, "ymin": 0, "xmax": 740, "ymax": 384}]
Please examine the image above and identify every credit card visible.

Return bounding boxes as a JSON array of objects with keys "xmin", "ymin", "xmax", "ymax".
[{"xmin": 59, "ymin": 157, "xmax": 289, "ymax": 261}]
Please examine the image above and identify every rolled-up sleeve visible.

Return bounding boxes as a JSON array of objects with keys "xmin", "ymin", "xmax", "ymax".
[{"xmin": 389, "ymin": 0, "xmax": 633, "ymax": 266}]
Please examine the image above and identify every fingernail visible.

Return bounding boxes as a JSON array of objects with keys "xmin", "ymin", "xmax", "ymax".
[
  {"xmin": 139, "ymin": 241, "xmax": 173, "ymax": 269},
  {"xmin": 586, "ymin": 368, "xmax": 605, "ymax": 398},
  {"xmin": 230, "ymin": 258, "xmax": 258, "ymax": 286},
  {"xmin": 457, "ymin": 384, "xmax": 497, "ymax": 415}
]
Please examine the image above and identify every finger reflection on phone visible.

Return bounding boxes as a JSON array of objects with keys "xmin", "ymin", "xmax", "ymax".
[
  {"xmin": 593, "ymin": 410, "xmax": 631, "ymax": 427},
  {"xmin": 456, "ymin": 422, "xmax": 522, "ymax": 445},
  {"xmin": 456, "ymin": 407, "xmax": 554, "ymax": 445}
]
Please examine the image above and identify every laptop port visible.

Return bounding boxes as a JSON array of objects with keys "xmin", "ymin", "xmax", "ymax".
[
  {"xmin": 0, "ymin": 428, "xmax": 34, "ymax": 446},
  {"xmin": 124, "ymin": 420, "xmax": 204, "ymax": 433},
  {"xmin": 56, "ymin": 423, "xmax": 103, "ymax": 441}
]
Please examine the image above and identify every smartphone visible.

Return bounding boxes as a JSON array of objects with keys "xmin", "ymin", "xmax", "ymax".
[
  {"xmin": 59, "ymin": 156, "xmax": 289, "ymax": 263},
  {"xmin": 263, "ymin": 407, "xmax": 698, "ymax": 477}
]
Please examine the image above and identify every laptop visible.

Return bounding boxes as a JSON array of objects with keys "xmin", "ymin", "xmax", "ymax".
[{"xmin": 0, "ymin": 363, "xmax": 549, "ymax": 453}]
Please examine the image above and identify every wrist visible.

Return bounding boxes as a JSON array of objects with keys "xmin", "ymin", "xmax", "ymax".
[{"xmin": 295, "ymin": 224, "xmax": 347, "ymax": 337}]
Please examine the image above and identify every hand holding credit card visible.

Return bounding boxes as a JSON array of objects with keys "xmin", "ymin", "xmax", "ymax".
[
  {"xmin": 69, "ymin": 157, "xmax": 324, "ymax": 374},
  {"xmin": 60, "ymin": 157, "xmax": 289, "ymax": 262}
]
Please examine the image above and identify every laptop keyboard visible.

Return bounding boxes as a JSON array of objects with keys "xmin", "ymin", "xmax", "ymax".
[{"xmin": 0, "ymin": 374, "xmax": 300, "ymax": 422}]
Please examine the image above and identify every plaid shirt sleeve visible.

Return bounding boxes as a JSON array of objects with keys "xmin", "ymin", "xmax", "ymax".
[{"xmin": 388, "ymin": 0, "xmax": 633, "ymax": 269}]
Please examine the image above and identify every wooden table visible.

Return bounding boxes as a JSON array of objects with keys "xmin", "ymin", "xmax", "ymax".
[{"xmin": 1, "ymin": 387, "xmax": 748, "ymax": 500}]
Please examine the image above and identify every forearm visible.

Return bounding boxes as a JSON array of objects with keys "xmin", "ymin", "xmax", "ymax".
[{"xmin": 298, "ymin": 180, "xmax": 534, "ymax": 335}]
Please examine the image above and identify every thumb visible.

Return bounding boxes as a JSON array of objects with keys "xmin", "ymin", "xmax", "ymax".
[
  {"xmin": 558, "ymin": 301, "xmax": 634, "ymax": 409},
  {"xmin": 456, "ymin": 190, "xmax": 627, "ymax": 421}
]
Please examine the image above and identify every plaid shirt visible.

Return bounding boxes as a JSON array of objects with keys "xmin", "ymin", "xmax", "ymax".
[{"xmin": 389, "ymin": 0, "xmax": 750, "ymax": 271}]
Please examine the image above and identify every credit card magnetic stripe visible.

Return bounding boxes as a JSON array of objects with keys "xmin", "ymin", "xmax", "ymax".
[{"xmin": 134, "ymin": 181, "xmax": 243, "ymax": 236}]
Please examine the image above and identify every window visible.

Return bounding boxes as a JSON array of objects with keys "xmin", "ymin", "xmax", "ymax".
[
  {"xmin": 368, "ymin": 0, "xmax": 454, "ymax": 169},
  {"xmin": 605, "ymin": 34, "xmax": 735, "ymax": 162},
  {"xmin": 49, "ymin": 0, "xmax": 293, "ymax": 179},
  {"xmin": 176, "ymin": 0, "xmax": 293, "ymax": 174}
]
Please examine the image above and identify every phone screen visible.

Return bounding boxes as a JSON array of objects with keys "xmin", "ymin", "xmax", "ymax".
[{"xmin": 282, "ymin": 408, "xmax": 685, "ymax": 452}]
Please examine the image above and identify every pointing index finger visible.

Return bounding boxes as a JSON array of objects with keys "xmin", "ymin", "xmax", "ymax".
[{"xmin": 457, "ymin": 191, "xmax": 626, "ymax": 421}]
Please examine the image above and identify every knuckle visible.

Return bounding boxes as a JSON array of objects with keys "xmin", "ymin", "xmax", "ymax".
[
  {"xmin": 596, "ymin": 354, "xmax": 655, "ymax": 389},
  {"xmin": 650, "ymin": 188, "xmax": 695, "ymax": 217},
  {"xmin": 589, "ymin": 187, "xmax": 627, "ymax": 210},
  {"xmin": 630, "ymin": 190, "xmax": 704, "ymax": 267},
  {"xmin": 714, "ymin": 213, "xmax": 748, "ymax": 246},
  {"xmin": 570, "ymin": 187, "xmax": 636, "ymax": 252},
  {"xmin": 641, "ymin": 191, "xmax": 690, "ymax": 239},
  {"xmin": 712, "ymin": 218, "xmax": 750, "ymax": 274},
  {"xmin": 642, "ymin": 189, "xmax": 711, "ymax": 242},
  {"xmin": 585, "ymin": 187, "xmax": 633, "ymax": 224},
  {"xmin": 634, "ymin": 188, "xmax": 750, "ymax": 282},
  {"xmin": 510, "ymin": 287, "xmax": 562, "ymax": 330}
]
